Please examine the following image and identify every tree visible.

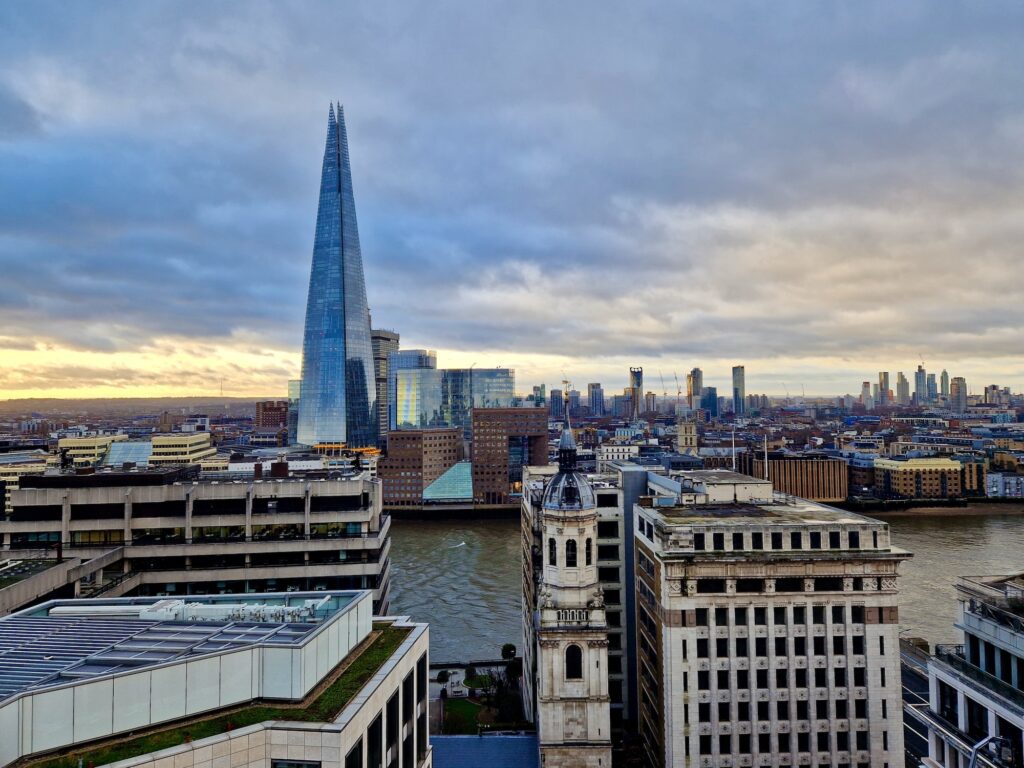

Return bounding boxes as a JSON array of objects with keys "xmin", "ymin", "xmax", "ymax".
[
  {"xmin": 437, "ymin": 669, "xmax": 450, "ymax": 693},
  {"xmin": 501, "ymin": 643, "xmax": 517, "ymax": 660}
]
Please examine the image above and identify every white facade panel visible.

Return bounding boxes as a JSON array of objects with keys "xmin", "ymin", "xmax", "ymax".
[
  {"xmin": 72, "ymin": 679, "xmax": 114, "ymax": 743},
  {"xmin": 185, "ymin": 657, "xmax": 220, "ymax": 715},
  {"xmin": 113, "ymin": 672, "xmax": 151, "ymax": 733},
  {"xmin": 0, "ymin": 702, "xmax": 18, "ymax": 767},
  {"xmin": 150, "ymin": 664, "xmax": 186, "ymax": 722},
  {"xmin": 220, "ymin": 650, "xmax": 253, "ymax": 705},
  {"xmin": 261, "ymin": 647, "xmax": 294, "ymax": 699},
  {"xmin": 29, "ymin": 687, "xmax": 74, "ymax": 752}
]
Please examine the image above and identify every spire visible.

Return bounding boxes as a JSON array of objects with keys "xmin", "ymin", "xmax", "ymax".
[
  {"xmin": 557, "ymin": 425, "xmax": 577, "ymax": 472},
  {"xmin": 328, "ymin": 102, "xmax": 336, "ymax": 126}
]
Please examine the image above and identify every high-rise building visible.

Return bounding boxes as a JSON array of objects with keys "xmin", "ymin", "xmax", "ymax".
[
  {"xmin": 926, "ymin": 373, "xmax": 938, "ymax": 404},
  {"xmin": 950, "ymin": 376, "xmax": 968, "ymax": 413},
  {"xmin": 633, "ymin": 471, "xmax": 909, "ymax": 767},
  {"xmin": 287, "ymin": 378, "xmax": 301, "ymax": 444},
  {"xmin": 740, "ymin": 451, "xmax": 849, "ymax": 502},
  {"xmin": 379, "ymin": 427, "xmax": 461, "ymax": 507},
  {"xmin": 297, "ymin": 104, "xmax": 376, "ymax": 448},
  {"xmin": 588, "ymin": 383, "xmax": 605, "ymax": 417},
  {"xmin": 940, "ymin": 368, "xmax": 950, "ymax": 397},
  {"xmin": 700, "ymin": 386, "xmax": 719, "ymax": 418},
  {"xmin": 255, "ymin": 400, "xmax": 288, "ymax": 429},
  {"xmin": 441, "ymin": 368, "xmax": 516, "ymax": 437},
  {"xmin": 896, "ymin": 372, "xmax": 910, "ymax": 406},
  {"xmin": 877, "ymin": 371, "xmax": 889, "ymax": 406},
  {"xmin": 629, "ymin": 367, "xmax": 644, "ymax": 421},
  {"xmin": 732, "ymin": 365, "xmax": 746, "ymax": 417},
  {"xmin": 914, "ymin": 365, "xmax": 928, "ymax": 406},
  {"xmin": 568, "ymin": 389, "xmax": 582, "ymax": 415},
  {"xmin": 644, "ymin": 391, "xmax": 657, "ymax": 413},
  {"xmin": 550, "ymin": 389, "xmax": 565, "ymax": 419},
  {"xmin": 471, "ymin": 408, "xmax": 547, "ymax": 505},
  {"xmin": 371, "ymin": 328, "xmax": 400, "ymax": 445},
  {"xmin": 522, "ymin": 427, "xmax": 612, "ymax": 766},
  {"xmin": 860, "ymin": 381, "xmax": 873, "ymax": 410},
  {"xmin": 388, "ymin": 349, "xmax": 439, "ymax": 431},
  {"xmin": 687, "ymin": 368, "xmax": 703, "ymax": 409}
]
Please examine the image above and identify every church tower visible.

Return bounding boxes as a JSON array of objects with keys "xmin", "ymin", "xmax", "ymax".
[{"xmin": 535, "ymin": 423, "xmax": 612, "ymax": 767}]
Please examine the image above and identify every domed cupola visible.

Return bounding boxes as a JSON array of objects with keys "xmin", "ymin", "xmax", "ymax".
[{"xmin": 542, "ymin": 426, "xmax": 596, "ymax": 511}]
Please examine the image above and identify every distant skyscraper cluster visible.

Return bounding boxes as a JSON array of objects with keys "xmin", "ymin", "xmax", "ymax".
[{"xmin": 853, "ymin": 362, "xmax": 983, "ymax": 413}]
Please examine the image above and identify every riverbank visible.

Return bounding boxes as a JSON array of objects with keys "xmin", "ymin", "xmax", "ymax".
[{"xmin": 839, "ymin": 497, "xmax": 1024, "ymax": 516}]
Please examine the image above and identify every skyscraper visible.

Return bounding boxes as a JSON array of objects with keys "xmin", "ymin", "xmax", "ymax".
[
  {"xmin": 732, "ymin": 365, "xmax": 746, "ymax": 416},
  {"xmin": 926, "ymin": 373, "xmax": 937, "ymax": 404},
  {"xmin": 297, "ymin": 104, "xmax": 377, "ymax": 447},
  {"xmin": 896, "ymin": 372, "xmax": 910, "ymax": 406},
  {"xmin": 914, "ymin": 365, "xmax": 927, "ymax": 406},
  {"xmin": 940, "ymin": 369, "xmax": 950, "ymax": 397},
  {"xmin": 687, "ymin": 367, "xmax": 703, "ymax": 409},
  {"xmin": 371, "ymin": 328, "xmax": 400, "ymax": 446},
  {"xmin": 877, "ymin": 371, "xmax": 889, "ymax": 406},
  {"xmin": 587, "ymin": 383, "xmax": 605, "ymax": 416},
  {"xmin": 628, "ymin": 367, "xmax": 643, "ymax": 421},
  {"xmin": 950, "ymin": 376, "xmax": 968, "ymax": 413}
]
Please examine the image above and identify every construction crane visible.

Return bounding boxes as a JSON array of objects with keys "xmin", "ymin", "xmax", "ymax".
[{"xmin": 673, "ymin": 372, "xmax": 683, "ymax": 412}]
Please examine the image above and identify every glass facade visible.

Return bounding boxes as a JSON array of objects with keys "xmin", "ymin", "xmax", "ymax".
[
  {"xmin": 297, "ymin": 104, "xmax": 377, "ymax": 447},
  {"xmin": 387, "ymin": 359, "xmax": 514, "ymax": 435},
  {"xmin": 442, "ymin": 368, "xmax": 515, "ymax": 437},
  {"xmin": 393, "ymin": 368, "xmax": 444, "ymax": 429}
]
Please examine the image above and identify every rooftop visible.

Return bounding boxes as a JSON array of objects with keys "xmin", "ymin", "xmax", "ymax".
[
  {"xmin": 0, "ymin": 592, "xmax": 358, "ymax": 702},
  {"xmin": 649, "ymin": 495, "xmax": 878, "ymax": 527}
]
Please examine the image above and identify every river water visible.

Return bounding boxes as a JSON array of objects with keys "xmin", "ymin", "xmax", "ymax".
[{"xmin": 389, "ymin": 506, "xmax": 1024, "ymax": 661}]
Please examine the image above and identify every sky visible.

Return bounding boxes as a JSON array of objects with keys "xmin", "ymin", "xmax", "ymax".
[{"xmin": 2, "ymin": 1, "xmax": 1024, "ymax": 399}]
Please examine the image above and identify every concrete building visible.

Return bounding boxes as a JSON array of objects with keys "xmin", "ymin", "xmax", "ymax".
[
  {"xmin": 739, "ymin": 452, "xmax": 849, "ymax": 503},
  {"xmin": 951, "ymin": 377, "xmax": 969, "ymax": 413},
  {"xmin": 596, "ymin": 444, "xmax": 640, "ymax": 472},
  {"xmin": 633, "ymin": 472, "xmax": 910, "ymax": 767},
  {"xmin": 628, "ymin": 367, "xmax": 644, "ymax": 422},
  {"xmin": 471, "ymin": 408, "xmax": 547, "ymax": 506},
  {"xmin": 874, "ymin": 457, "xmax": 963, "ymax": 499},
  {"xmin": 733, "ymin": 365, "xmax": 746, "ymax": 417},
  {"xmin": 57, "ymin": 435, "xmax": 129, "ymax": 467},
  {"xmin": 521, "ymin": 428, "xmax": 612, "ymax": 767},
  {"xmin": 2, "ymin": 466, "xmax": 391, "ymax": 612},
  {"xmin": 906, "ymin": 573, "xmax": 1024, "ymax": 767},
  {"xmin": 254, "ymin": 400, "xmax": 288, "ymax": 429},
  {"xmin": 0, "ymin": 451, "xmax": 48, "ymax": 515},
  {"xmin": 0, "ymin": 591, "xmax": 430, "ymax": 768},
  {"xmin": 676, "ymin": 422, "xmax": 697, "ymax": 452},
  {"xmin": 149, "ymin": 432, "xmax": 218, "ymax": 466},
  {"xmin": 987, "ymin": 472, "xmax": 1024, "ymax": 498},
  {"xmin": 379, "ymin": 428, "xmax": 461, "ymax": 508},
  {"xmin": 588, "ymin": 383, "xmax": 605, "ymax": 417},
  {"xmin": 371, "ymin": 328, "xmax": 401, "ymax": 446}
]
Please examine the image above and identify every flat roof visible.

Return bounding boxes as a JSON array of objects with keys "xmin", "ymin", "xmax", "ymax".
[
  {"xmin": 648, "ymin": 497, "xmax": 876, "ymax": 526},
  {"xmin": 0, "ymin": 592, "xmax": 360, "ymax": 702},
  {"xmin": 673, "ymin": 469, "xmax": 772, "ymax": 484}
]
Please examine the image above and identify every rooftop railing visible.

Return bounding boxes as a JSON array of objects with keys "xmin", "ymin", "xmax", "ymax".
[{"xmin": 934, "ymin": 643, "xmax": 1024, "ymax": 714}]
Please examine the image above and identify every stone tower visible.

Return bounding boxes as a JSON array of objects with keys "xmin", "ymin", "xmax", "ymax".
[{"xmin": 535, "ymin": 424, "xmax": 612, "ymax": 767}]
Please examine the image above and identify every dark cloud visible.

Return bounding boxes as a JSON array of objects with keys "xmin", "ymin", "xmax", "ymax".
[{"xmin": 1, "ymin": 1, "xmax": 1024, "ymax": 392}]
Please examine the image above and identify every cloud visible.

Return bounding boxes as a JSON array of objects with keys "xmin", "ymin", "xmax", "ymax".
[{"xmin": 1, "ymin": 1, "xmax": 1023, "ymax": 395}]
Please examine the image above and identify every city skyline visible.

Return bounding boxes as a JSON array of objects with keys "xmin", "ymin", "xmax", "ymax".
[{"xmin": 3, "ymin": 3, "xmax": 1024, "ymax": 398}]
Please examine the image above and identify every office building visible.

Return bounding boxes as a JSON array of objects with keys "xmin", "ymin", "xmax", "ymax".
[
  {"xmin": 874, "ymin": 457, "xmax": 963, "ymax": 499},
  {"xmin": 0, "ymin": 592, "xmax": 430, "ymax": 768},
  {"xmin": 633, "ymin": 471, "xmax": 909, "ymax": 767},
  {"xmin": 148, "ymin": 432, "xmax": 217, "ymax": 466},
  {"xmin": 860, "ymin": 381, "xmax": 874, "ymax": 411},
  {"xmin": 907, "ymin": 573, "xmax": 1024, "ymax": 767},
  {"xmin": 254, "ymin": 400, "xmax": 288, "ymax": 429},
  {"xmin": 0, "ymin": 451, "xmax": 47, "ymax": 516},
  {"xmin": 441, "ymin": 367, "xmax": 516, "ymax": 437},
  {"xmin": 878, "ymin": 372, "xmax": 890, "ymax": 406},
  {"xmin": 388, "ymin": 349, "xmax": 439, "ymax": 431},
  {"xmin": 550, "ymin": 389, "xmax": 565, "ymax": 419},
  {"xmin": 740, "ymin": 451, "xmax": 849, "ymax": 503},
  {"xmin": 733, "ymin": 365, "xmax": 746, "ymax": 417},
  {"xmin": 471, "ymin": 408, "xmax": 547, "ymax": 506},
  {"xmin": 286, "ymin": 378, "xmax": 301, "ymax": 445},
  {"xmin": 927, "ymin": 373, "xmax": 938, "ymax": 404},
  {"xmin": 950, "ymin": 377, "xmax": 968, "ymax": 413},
  {"xmin": 629, "ymin": 367, "xmax": 644, "ymax": 421},
  {"xmin": 379, "ymin": 427, "xmax": 462, "ymax": 508},
  {"xmin": 569, "ymin": 389, "xmax": 583, "ymax": 416},
  {"xmin": 3, "ymin": 466, "xmax": 391, "ymax": 612},
  {"xmin": 521, "ymin": 427, "xmax": 612, "ymax": 766},
  {"xmin": 941, "ymin": 369, "xmax": 950, "ymax": 397},
  {"xmin": 896, "ymin": 372, "xmax": 911, "ymax": 406},
  {"xmin": 687, "ymin": 368, "xmax": 703, "ymax": 410},
  {"xmin": 297, "ymin": 104, "xmax": 377, "ymax": 448},
  {"xmin": 700, "ymin": 386, "xmax": 719, "ymax": 419},
  {"xmin": 588, "ymin": 383, "xmax": 605, "ymax": 417},
  {"xmin": 57, "ymin": 435, "xmax": 129, "ymax": 467},
  {"xmin": 916, "ymin": 365, "xmax": 929, "ymax": 406},
  {"xmin": 371, "ymin": 328, "xmax": 400, "ymax": 445}
]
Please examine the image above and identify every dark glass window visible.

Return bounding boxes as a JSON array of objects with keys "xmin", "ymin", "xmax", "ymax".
[{"xmin": 565, "ymin": 644, "xmax": 583, "ymax": 679}]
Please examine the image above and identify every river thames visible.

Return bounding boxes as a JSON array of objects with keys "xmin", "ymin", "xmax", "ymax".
[{"xmin": 389, "ymin": 506, "xmax": 1024, "ymax": 662}]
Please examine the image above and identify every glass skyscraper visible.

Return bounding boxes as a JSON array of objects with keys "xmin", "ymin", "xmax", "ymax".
[{"xmin": 297, "ymin": 104, "xmax": 377, "ymax": 447}]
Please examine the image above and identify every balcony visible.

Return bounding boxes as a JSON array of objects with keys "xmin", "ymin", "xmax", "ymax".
[{"xmin": 934, "ymin": 644, "xmax": 1024, "ymax": 715}]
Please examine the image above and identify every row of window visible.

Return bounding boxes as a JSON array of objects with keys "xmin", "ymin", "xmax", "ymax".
[
  {"xmin": 548, "ymin": 537, "xmax": 592, "ymax": 568},
  {"xmin": 691, "ymin": 632, "xmax": 875, "ymax": 659},
  {"xmin": 691, "ymin": 664, "xmax": 888, "ymax": 691},
  {"xmin": 695, "ymin": 604, "xmax": 871, "ymax": 627},
  {"xmin": 696, "ymin": 728, "xmax": 886, "ymax": 758},
  {"xmin": 698, "ymin": 697, "xmax": 872, "ymax": 723},
  {"xmin": 693, "ymin": 529, "xmax": 877, "ymax": 552}
]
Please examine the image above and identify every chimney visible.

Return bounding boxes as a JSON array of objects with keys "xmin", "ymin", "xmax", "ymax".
[
  {"xmin": 270, "ymin": 461, "xmax": 289, "ymax": 478},
  {"xmin": 253, "ymin": 463, "xmax": 263, "ymax": 480}
]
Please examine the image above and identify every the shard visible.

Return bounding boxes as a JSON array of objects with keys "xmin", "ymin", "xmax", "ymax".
[{"xmin": 297, "ymin": 104, "xmax": 376, "ymax": 447}]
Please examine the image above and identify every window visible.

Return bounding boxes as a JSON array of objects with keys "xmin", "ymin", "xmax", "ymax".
[
  {"xmin": 345, "ymin": 739, "xmax": 364, "ymax": 768},
  {"xmin": 829, "ymin": 530, "xmax": 841, "ymax": 548},
  {"xmin": 697, "ymin": 638, "xmax": 709, "ymax": 657},
  {"xmin": 717, "ymin": 670, "xmax": 729, "ymax": 688},
  {"xmin": 597, "ymin": 520, "xmax": 618, "ymax": 538},
  {"xmin": 848, "ymin": 530, "xmax": 861, "ymax": 549},
  {"xmin": 585, "ymin": 538, "xmax": 592, "ymax": 566},
  {"xmin": 791, "ymin": 532, "xmax": 802, "ymax": 549},
  {"xmin": 566, "ymin": 539, "xmax": 578, "ymax": 567},
  {"xmin": 832, "ymin": 605, "xmax": 845, "ymax": 624},
  {"xmin": 810, "ymin": 531, "xmax": 822, "ymax": 549},
  {"xmin": 733, "ymin": 532, "xmax": 744, "ymax": 549},
  {"xmin": 565, "ymin": 644, "xmax": 583, "ymax": 679},
  {"xmin": 717, "ymin": 638, "xmax": 728, "ymax": 657},
  {"xmin": 548, "ymin": 537, "xmax": 557, "ymax": 566},
  {"xmin": 771, "ymin": 532, "xmax": 783, "ymax": 549},
  {"xmin": 694, "ymin": 533, "xmax": 705, "ymax": 551},
  {"xmin": 735, "ymin": 607, "xmax": 748, "ymax": 624},
  {"xmin": 752, "ymin": 532, "xmax": 764, "ymax": 549},
  {"xmin": 775, "ymin": 637, "xmax": 787, "ymax": 655},
  {"xmin": 774, "ymin": 606, "xmax": 787, "ymax": 624},
  {"xmin": 699, "ymin": 702, "xmax": 711, "ymax": 722},
  {"xmin": 713, "ymin": 532, "xmax": 725, "ymax": 550}
]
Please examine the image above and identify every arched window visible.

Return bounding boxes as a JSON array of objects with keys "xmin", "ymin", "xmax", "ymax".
[
  {"xmin": 548, "ymin": 537, "xmax": 557, "ymax": 566},
  {"xmin": 565, "ymin": 644, "xmax": 583, "ymax": 680},
  {"xmin": 585, "ymin": 538, "xmax": 592, "ymax": 566},
  {"xmin": 566, "ymin": 539, "xmax": 578, "ymax": 568}
]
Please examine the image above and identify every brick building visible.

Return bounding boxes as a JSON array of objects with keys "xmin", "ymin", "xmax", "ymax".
[
  {"xmin": 471, "ymin": 408, "xmax": 547, "ymax": 505},
  {"xmin": 378, "ymin": 428, "xmax": 462, "ymax": 507}
]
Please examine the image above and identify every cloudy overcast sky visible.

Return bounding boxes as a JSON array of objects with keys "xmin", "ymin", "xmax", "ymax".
[{"xmin": 2, "ymin": 1, "xmax": 1023, "ymax": 399}]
